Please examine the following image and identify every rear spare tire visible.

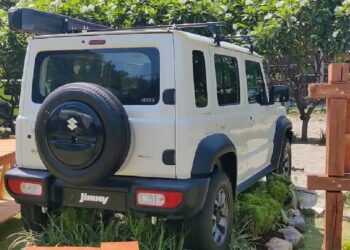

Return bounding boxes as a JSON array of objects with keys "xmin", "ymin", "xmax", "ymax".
[{"xmin": 35, "ymin": 83, "xmax": 131, "ymax": 185}]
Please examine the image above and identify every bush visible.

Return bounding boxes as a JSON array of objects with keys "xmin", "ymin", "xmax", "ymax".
[
  {"xmin": 238, "ymin": 192, "xmax": 282, "ymax": 236},
  {"xmin": 0, "ymin": 127, "xmax": 11, "ymax": 139},
  {"xmin": 266, "ymin": 174, "xmax": 292, "ymax": 204}
]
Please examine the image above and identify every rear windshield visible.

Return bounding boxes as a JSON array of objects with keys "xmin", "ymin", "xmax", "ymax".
[{"xmin": 32, "ymin": 48, "xmax": 160, "ymax": 105}]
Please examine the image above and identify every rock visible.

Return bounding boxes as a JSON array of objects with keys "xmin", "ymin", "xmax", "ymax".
[
  {"xmin": 294, "ymin": 187, "xmax": 318, "ymax": 213},
  {"xmin": 265, "ymin": 237, "xmax": 293, "ymax": 250},
  {"xmin": 278, "ymin": 226, "xmax": 304, "ymax": 248},
  {"xmin": 288, "ymin": 215, "xmax": 305, "ymax": 232},
  {"xmin": 312, "ymin": 206, "xmax": 325, "ymax": 217}
]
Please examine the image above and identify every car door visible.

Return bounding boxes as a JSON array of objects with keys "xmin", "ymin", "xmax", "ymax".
[
  {"xmin": 209, "ymin": 47, "xmax": 251, "ymax": 183},
  {"xmin": 244, "ymin": 59, "xmax": 275, "ymax": 172}
]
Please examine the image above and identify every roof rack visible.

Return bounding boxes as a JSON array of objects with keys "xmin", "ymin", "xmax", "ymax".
[
  {"xmin": 8, "ymin": 8, "xmax": 254, "ymax": 52},
  {"xmin": 8, "ymin": 8, "xmax": 111, "ymax": 35},
  {"xmin": 8, "ymin": 8, "xmax": 225, "ymax": 35}
]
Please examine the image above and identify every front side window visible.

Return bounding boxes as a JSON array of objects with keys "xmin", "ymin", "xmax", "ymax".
[
  {"xmin": 214, "ymin": 55, "xmax": 240, "ymax": 106},
  {"xmin": 245, "ymin": 60, "xmax": 268, "ymax": 105},
  {"xmin": 192, "ymin": 50, "xmax": 208, "ymax": 107},
  {"xmin": 32, "ymin": 48, "xmax": 160, "ymax": 105}
]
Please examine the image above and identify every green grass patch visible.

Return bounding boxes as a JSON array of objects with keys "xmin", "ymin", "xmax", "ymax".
[
  {"xmin": 11, "ymin": 209, "xmax": 185, "ymax": 250},
  {"xmin": 0, "ymin": 215, "xmax": 23, "ymax": 250}
]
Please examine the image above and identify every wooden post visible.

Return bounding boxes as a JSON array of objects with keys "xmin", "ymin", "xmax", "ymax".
[
  {"xmin": 0, "ymin": 162, "xmax": 10, "ymax": 199},
  {"xmin": 307, "ymin": 63, "xmax": 350, "ymax": 250},
  {"xmin": 0, "ymin": 152, "xmax": 15, "ymax": 199}
]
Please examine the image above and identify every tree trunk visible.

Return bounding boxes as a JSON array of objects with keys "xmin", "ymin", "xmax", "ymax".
[{"xmin": 301, "ymin": 116, "xmax": 310, "ymax": 141}]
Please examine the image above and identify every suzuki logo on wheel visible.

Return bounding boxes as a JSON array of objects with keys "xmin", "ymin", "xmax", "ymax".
[{"xmin": 67, "ymin": 117, "xmax": 78, "ymax": 131}]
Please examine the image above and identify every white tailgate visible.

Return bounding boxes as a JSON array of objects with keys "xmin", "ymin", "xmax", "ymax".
[{"xmin": 17, "ymin": 33, "xmax": 176, "ymax": 178}]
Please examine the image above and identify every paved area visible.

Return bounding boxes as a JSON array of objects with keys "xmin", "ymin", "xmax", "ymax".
[
  {"xmin": 0, "ymin": 138, "xmax": 19, "ymax": 224},
  {"xmin": 0, "ymin": 139, "xmax": 15, "ymax": 157}
]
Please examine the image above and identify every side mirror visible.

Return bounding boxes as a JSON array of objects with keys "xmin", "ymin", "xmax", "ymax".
[{"xmin": 269, "ymin": 85, "xmax": 289, "ymax": 105}]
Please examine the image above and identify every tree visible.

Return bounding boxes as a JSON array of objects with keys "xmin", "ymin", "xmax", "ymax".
[
  {"xmin": 8, "ymin": 0, "xmax": 350, "ymax": 140},
  {"xmin": 0, "ymin": 10, "xmax": 26, "ymax": 132},
  {"xmin": 238, "ymin": 0, "xmax": 348, "ymax": 140}
]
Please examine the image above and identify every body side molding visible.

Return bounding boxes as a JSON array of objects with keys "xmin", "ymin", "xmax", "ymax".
[
  {"xmin": 191, "ymin": 133, "xmax": 236, "ymax": 176},
  {"xmin": 271, "ymin": 115, "xmax": 293, "ymax": 169}
]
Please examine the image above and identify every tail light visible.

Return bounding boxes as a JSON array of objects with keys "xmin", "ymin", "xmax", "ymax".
[
  {"xmin": 135, "ymin": 190, "xmax": 183, "ymax": 209},
  {"xmin": 7, "ymin": 179, "xmax": 43, "ymax": 196}
]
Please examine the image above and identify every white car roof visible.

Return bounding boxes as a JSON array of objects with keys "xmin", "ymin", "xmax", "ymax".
[{"xmin": 33, "ymin": 29, "xmax": 261, "ymax": 57}]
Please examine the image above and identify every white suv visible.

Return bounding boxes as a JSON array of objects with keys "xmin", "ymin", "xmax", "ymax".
[{"xmin": 5, "ymin": 8, "xmax": 293, "ymax": 250}]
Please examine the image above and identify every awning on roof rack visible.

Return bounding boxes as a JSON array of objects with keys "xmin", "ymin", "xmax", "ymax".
[{"xmin": 8, "ymin": 8, "xmax": 111, "ymax": 35}]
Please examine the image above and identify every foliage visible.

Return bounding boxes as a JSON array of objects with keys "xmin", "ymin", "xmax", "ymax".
[
  {"xmin": 0, "ymin": 127, "xmax": 11, "ymax": 138},
  {"xmin": 319, "ymin": 129, "xmax": 326, "ymax": 145},
  {"xmin": 237, "ymin": 174, "xmax": 292, "ymax": 236},
  {"xmin": 266, "ymin": 174, "xmax": 292, "ymax": 204},
  {"xmin": 345, "ymin": 192, "xmax": 350, "ymax": 206},
  {"xmin": 238, "ymin": 192, "xmax": 282, "ymax": 236},
  {"xmin": 343, "ymin": 241, "xmax": 350, "ymax": 250},
  {"xmin": 0, "ymin": 9, "xmax": 25, "ymax": 131},
  {"xmin": 245, "ymin": 0, "xmax": 348, "ymax": 141},
  {"xmin": 230, "ymin": 221, "xmax": 260, "ymax": 250},
  {"xmin": 10, "ymin": 208, "xmax": 185, "ymax": 250}
]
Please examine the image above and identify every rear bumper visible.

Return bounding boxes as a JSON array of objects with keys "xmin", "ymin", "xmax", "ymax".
[{"xmin": 5, "ymin": 167, "xmax": 210, "ymax": 219}]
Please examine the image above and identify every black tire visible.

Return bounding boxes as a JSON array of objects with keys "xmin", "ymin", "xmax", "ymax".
[
  {"xmin": 35, "ymin": 83, "xmax": 131, "ymax": 186},
  {"xmin": 184, "ymin": 171, "xmax": 234, "ymax": 250},
  {"xmin": 21, "ymin": 203, "xmax": 48, "ymax": 232},
  {"xmin": 277, "ymin": 136, "xmax": 292, "ymax": 177}
]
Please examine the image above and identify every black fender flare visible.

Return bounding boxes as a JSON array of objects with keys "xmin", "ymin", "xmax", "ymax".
[
  {"xmin": 191, "ymin": 133, "xmax": 237, "ymax": 176},
  {"xmin": 271, "ymin": 115, "xmax": 293, "ymax": 169}
]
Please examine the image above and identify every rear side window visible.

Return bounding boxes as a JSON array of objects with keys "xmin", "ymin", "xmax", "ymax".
[
  {"xmin": 192, "ymin": 50, "xmax": 208, "ymax": 107},
  {"xmin": 32, "ymin": 48, "xmax": 160, "ymax": 105},
  {"xmin": 214, "ymin": 55, "xmax": 240, "ymax": 106},
  {"xmin": 245, "ymin": 60, "xmax": 267, "ymax": 105}
]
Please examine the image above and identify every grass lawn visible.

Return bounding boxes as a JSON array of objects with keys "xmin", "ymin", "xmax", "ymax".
[
  {"xmin": 301, "ymin": 210, "xmax": 350, "ymax": 249},
  {"xmin": 0, "ymin": 215, "xmax": 23, "ymax": 250}
]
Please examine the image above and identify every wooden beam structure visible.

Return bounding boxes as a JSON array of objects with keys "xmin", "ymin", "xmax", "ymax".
[{"xmin": 307, "ymin": 63, "xmax": 350, "ymax": 250}]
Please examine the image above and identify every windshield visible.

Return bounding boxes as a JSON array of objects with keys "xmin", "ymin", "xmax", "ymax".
[{"xmin": 32, "ymin": 48, "xmax": 160, "ymax": 105}]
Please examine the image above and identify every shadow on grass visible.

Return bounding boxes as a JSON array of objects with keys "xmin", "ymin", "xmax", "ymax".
[
  {"xmin": 0, "ymin": 215, "xmax": 23, "ymax": 250},
  {"xmin": 300, "ymin": 215, "xmax": 323, "ymax": 250}
]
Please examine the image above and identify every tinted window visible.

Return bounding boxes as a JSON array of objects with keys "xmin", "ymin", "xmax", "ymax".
[
  {"xmin": 245, "ymin": 60, "xmax": 267, "ymax": 105},
  {"xmin": 192, "ymin": 50, "xmax": 208, "ymax": 107},
  {"xmin": 214, "ymin": 55, "xmax": 240, "ymax": 105},
  {"xmin": 32, "ymin": 48, "xmax": 160, "ymax": 105}
]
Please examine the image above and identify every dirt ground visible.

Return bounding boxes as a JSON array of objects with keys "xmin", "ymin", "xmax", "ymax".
[
  {"xmin": 288, "ymin": 114, "xmax": 327, "ymax": 207},
  {"xmin": 288, "ymin": 113, "xmax": 350, "ymax": 249}
]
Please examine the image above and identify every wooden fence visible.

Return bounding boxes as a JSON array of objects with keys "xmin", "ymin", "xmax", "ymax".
[
  {"xmin": 307, "ymin": 63, "xmax": 350, "ymax": 250},
  {"xmin": 0, "ymin": 152, "xmax": 15, "ymax": 199}
]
